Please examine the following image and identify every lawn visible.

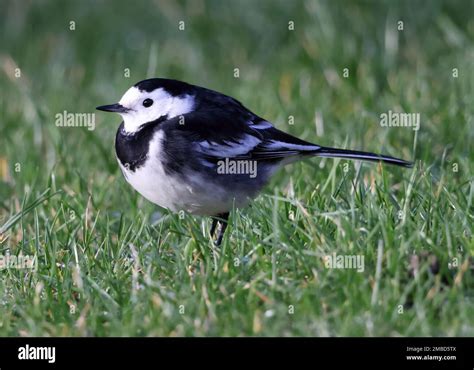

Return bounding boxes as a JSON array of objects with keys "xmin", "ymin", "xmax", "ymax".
[{"xmin": 0, "ymin": 0, "xmax": 473, "ymax": 336}]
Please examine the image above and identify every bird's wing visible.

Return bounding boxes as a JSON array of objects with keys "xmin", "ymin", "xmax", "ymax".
[
  {"xmin": 162, "ymin": 108, "xmax": 320, "ymax": 164},
  {"xmin": 248, "ymin": 126, "xmax": 320, "ymax": 160}
]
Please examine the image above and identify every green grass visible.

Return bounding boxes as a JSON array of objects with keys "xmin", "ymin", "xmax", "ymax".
[{"xmin": 0, "ymin": 0, "xmax": 473, "ymax": 336}]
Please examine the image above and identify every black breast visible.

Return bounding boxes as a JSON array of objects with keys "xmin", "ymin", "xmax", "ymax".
[{"xmin": 115, "ymin": 122, "xmax": 159, "ymax": 172}]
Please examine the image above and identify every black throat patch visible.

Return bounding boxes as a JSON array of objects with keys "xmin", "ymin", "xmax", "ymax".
[{"xmin": 115, "ymin": 117, "xmax": 166, "ymax": 172}]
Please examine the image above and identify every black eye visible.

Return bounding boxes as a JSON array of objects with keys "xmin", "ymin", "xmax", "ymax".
[{"xmin": 143, "ymin": 98, "xmax": 153, "ymax": 108}]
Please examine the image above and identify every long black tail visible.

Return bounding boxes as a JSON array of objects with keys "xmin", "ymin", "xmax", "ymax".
[{"xmin": 314, "ymin": 147, "xmax": 413, "ymax": 168}]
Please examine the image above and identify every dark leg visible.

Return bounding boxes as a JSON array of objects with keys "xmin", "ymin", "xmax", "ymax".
[
  {"xmin": 213, "ymin": 212, "xmax": 229, "ymax": 246},
  {"xmin": 210, "ymin": 218, "xmax": 219, "ymax": 237}
]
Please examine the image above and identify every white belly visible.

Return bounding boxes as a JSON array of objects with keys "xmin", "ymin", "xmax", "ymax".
[{"xmin": 117, "ymin": 131, "xmax": 245, "ymax": 215}]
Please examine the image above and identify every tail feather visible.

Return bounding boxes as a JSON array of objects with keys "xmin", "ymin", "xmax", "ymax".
[{"xmin": 314, "ymin": 147, "xmax": 413, "ymax": 168}]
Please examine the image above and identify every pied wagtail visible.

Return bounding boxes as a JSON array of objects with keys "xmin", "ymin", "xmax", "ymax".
[{"xmin": 97, "ymin": 78, "xmax": 412, "ymax": 245}]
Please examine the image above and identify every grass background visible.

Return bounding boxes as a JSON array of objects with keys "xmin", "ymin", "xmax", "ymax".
[{"xmin": 0, "ymin": 0, "xmax": 473, "ymax": 336}]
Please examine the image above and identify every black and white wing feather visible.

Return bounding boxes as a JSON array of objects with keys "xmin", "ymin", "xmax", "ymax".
[{"xmin": 161, "ymin": 106, "xmax": 319, "ymax": 166}]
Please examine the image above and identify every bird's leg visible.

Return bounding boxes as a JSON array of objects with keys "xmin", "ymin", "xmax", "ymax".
[
  {"xmin": 214, "ymin": 212, "xmax": 229, "ymax": 246},
  {"xmin": 210, "ymin": 217, "xmax": 219, "ymax": 238}
]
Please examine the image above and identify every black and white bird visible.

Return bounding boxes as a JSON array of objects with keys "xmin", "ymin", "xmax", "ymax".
[{"xmin": 97, "ymin": 78, "xmax": 412, "ymax": 245}]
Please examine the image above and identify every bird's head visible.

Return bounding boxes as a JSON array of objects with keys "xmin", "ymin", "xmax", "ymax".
[{"xmin": 96, "ymin": 78, "xmax": 195, "ymax": 134}]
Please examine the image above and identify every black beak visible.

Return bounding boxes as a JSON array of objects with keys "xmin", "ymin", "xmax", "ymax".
[{"xmin": 96, "ymin": 103, "xmax": 129, "ymax": 113}]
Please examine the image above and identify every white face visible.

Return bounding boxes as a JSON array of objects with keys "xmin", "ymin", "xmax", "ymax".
[{"xmin": 118, "ymin": 86, "xmax": 195, "ymax": 134}]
